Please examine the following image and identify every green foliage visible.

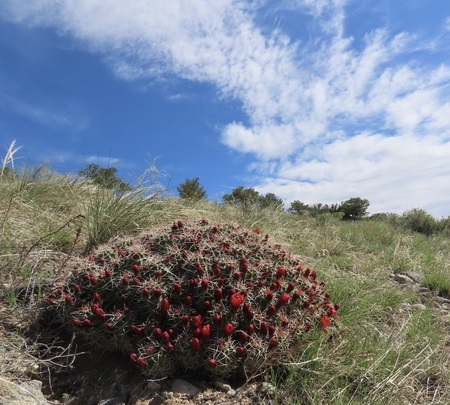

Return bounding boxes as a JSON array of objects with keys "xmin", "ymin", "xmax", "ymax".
[
  {"xmin": 177, "ymin": 177, "xmax": 207, "ymax": 201},
  {"xmin": 400, "ymin": 208, "xmax": 439, "ymax": 236},
  {"xmin": 223, "ymin": 186, "xmax": 284, "ymax": 210},
  {"xmin": 47, "ymin": 219, "xmax": 338, "ymax": 379},
  {"xmin": 78, "ymin": 163, "xmax": 131, "ymax": 191},
  {"xmin": 340, "ymin": 197, "xmax": 370, "ymax": 220},
  {"xmin": 288, "ymin": 200, "xmax": 310, "ymax": 215}
]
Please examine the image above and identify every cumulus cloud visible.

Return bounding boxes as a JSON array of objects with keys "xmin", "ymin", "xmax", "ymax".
[{"xmin": 3, "ymin": 0, "xmax": 450, "ymax": 216}]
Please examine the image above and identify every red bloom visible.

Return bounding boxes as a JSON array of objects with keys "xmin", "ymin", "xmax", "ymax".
[
  {"xmin": 106, "ymin": 322, "xmax": 114, "ymax": 330},
  {"xmin": 320, "ymin": 315, "xmax": 331, "ymax": 328},
  {"xmin": 160, "ymin": 298, "xmax": 170, "ymax": 314},
  {"xmin": 260, "ymin": 322, "xmax": 268, "ymax": 335},
  {"xmin": 191, "ymin": 337, "xmax": 201, "ymax": 353},
  {"xmin": 214, "ymin": 288, "xmax": 223, "ymax": 301},
  {"xmin": 130, "ymin": 353, "xmax": 138, "ymax": 363},
  {"xmin": 190, "ymin": 278, "xmax": 199, "ymax": 288},
  {"xmin": 162, "ymin": 331, "xmax": 171, "ymax": 343},
  {"xmin": 276, "ymin": 267, "xmax": 286, "ymax": 279},
  {"xmin": 133, "ymin": 277, "xmax": 141, "ymax": 285},
  {"xmin": 230, "ymin": 293, "xmax": 244, "ymax": 311},
  {"xmin": 83, "ymin": 319, "xmax": 93, "ymax": 327},
  {"xmin": 182, "ymin": 314, "xmax": 190, "ymax": 325},
  {"xmin": 223, "ymin": 323, "xmax": 234, "ymax": 337},
  {"xmin": 233, "ymin": 272, "xmax": 241, "ymax": 281},
  {"xmin": 247, "ymin": 324, "xmax": 255, "ymax": 335},
  {"xmin": 208, "ymin": 359, "xmax": 217, "ymax": 368},
  {"xmin": 213, "ymin": 314, "xmax": 221, "ymax": 325},
  {"xmin": 93, "ymin": 292, "xmax": 101, "ymax": 302},
  {"xmin": 173, "ymin": 283, "xmax": 182, "ymax": 293},
  {"xmin": 166, "ymin": 343, "xmax": 175, "ymax": 352},
  {"xmin": 201, "ymin": 279, "xmax": 209, "ymax": 289},
  {"xmin": 268, "ymin": 325, "xmax": 276, "ymax": 336},
  {"xmin": 276, "ymin": 293, "xmax": 290, "ymax": 308},
  {"xmin": 267, "ymin": 305, "xmax": 276, "ymax": 317},
  {"xmin": 65, "ymin": 295, "xmax": 73, "ymax": 304},
  {"xmin": 136, "ymin": 357, "xmax": 147, "ymax": 367},
  {"xmin": 236, "ymin": 346, "xmax": 246, "ymax": 358},
  {"xmin": 131, "ymin": 264, "xmax": 140, "ymax": 274},
  {"xmin": 239, "ymin": 331, "xmax": 249, "ymax": 343},
  {"xmin": 239, "ymin": 258, "xmax": 248, "ymax": 273},
  {"xmin": 153, "ymin": 288, "xmax": 162, "ymax": 297},
  {"xmin": 269, "ymin": 337, "xmax": 278, "ymax": 349},
  {"xmin": 72, "ymin": 318, "xmax": 81, "ymax": 327},
  {"xmin": 73, "ymin": 284, "xmax": 81, "ymax": 293},
  {"xmin": 200, "ymin": 324, "xmax": 211, "ymax": 341},
  {"xmin": 142, "ymin": 287, "xmax": 150, "ymax": 297},
  {"xmin": 287, "ymin": 283, "xmax": 296, "ymax": 292},
  {"xmin": 191, "ymin": 315, "xmax": 202, "ymax": 329},
  {"xmin": 184, "ymin": 295, "xmax": 192, "ymax": 306}
]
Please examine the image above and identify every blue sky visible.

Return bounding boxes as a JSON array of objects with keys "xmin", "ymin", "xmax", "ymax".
[{"xmin": 1, "ymin": 1, "xmax": 450, "ymax": 217}]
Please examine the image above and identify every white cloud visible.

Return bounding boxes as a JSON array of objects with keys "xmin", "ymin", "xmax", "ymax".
[{"xmin": 3, "ymin": 0, "xmax": 450, "ymax": 216}]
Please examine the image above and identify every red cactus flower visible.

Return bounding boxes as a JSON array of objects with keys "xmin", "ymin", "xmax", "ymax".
[
  {"xmin": 239, "ymin": 258, "xmax": 248, "ymax": 273},
  {"xmin": 213, "ymin": 267, "xmax": 222, "ymax": 277},
  {"xmin": 214, "ymin": 288, "xmax": 223, "ymax": 301},
  {"xmin": 276, "ymin": 293, "xmax": 290, "ymax": 308},
  {"xmin": 223, "ymin": 323, "xmax": 234, "ymax": 337},
  {"xmin": 276, "ymin": 267, "xmax": 286, "ymax": 279},
  {"xmin": 106, "ymin": 322, "xmax": 114, "ymax": 330},
  {"xmin": 65, "ymin": 295, "xmax": 73, "ymax": 304},
  {"xmin": 236, "ymin": 346, "xmax": 245, "ymax": 358},
  {"xmin": 239, "ymin": 331, "xmax": 249, "ymax": 343},
  {"xmin": 104, "ymin": 268, "xmax": 112, "ymax": 277},
  {"xmin": 201, "ymin": 279, "xmax": 209, "ymax": 289},
  {"xmin": 268, "ymin": 325, "xmax": 276, "ymax": 336},
  {"xmin": 233, "ymin": 272, "xmax": 241, "ymax": 281},
  {"xmin": 230, "ymin": 293, "xmax": 244, "ymax": 311},
  {"xmin": 91, "ymin": 304, "xmax": 105, "ymax": 319},
  {"xmin": 93, "ymin": 292, "xmax": 101, "ymax": 302},
  {"xmin": 153, "ymin": 327, "xmax": 163, "ymax": 339},
  {"xmin": 130, "ymin": 353, "xmax": 138, "ymax": 363},
  {"xmin": 73, "ymin": 284, "xmax": 81, "ymax": 293},
  {"xmin": 320, "ymin": 315, "xmax": 331, "ymax": 328},
  {"xmin": 83, "ymin": 319, "xmax": 93, "ymax": 327},
  {"xmin": 260, "ymin": 322, "xmax": 268, "ymax": 335},
  {"xmin": 184, "ymin": 295, "xmax": 192, "ymax": 306},
  {"xmin": 136, "ymin": 357, "xmax": 148, "ymax": 367},
  {"xmin": 305, "ymin": 322, "xmax": 313, "ymax": 330},
  {"xmin": 204, "ymin": 300, "xmax": 212, "ymax": 310},
  {"xmin": 287, "ymin": 283, "xmax": 296, "ymax": 292},
  {"xmin": 122, "ymin": 274, "xmax": 129, "ymax": 285},
  {"xmin": 208, "ymin": 359, "xmax": 217, "ymax": 367},
  {"xmin": 166, "ymin": 343, "xmax": 175, "ymax": 352},
  {"xmin": 247, "ymin": 324, "xmax": 255, "ymax": 335},
  {"xmin": 218, "ymin": 278, "xmax": 225, "ymax": 287},
  {"xmin": 304, "ymin": 268, "xmax": 311, "ymax": 277},
  {"xmin": 190, "ymin": 278, "xmax": 199, "ymax": 288},
  {"xmin": 270, "ymin": 281, "xmax": 280, "ymax": 291},
  {"xmin": 160, "ymin": 298, "xmax": 170, "ymax": 314},
  {"xmin": 145, "ymin": 346, "xmax": 154, "ymax": 354},
  {"xmin": 162, "ymin": 331, "xmax": 171, "ymax": 343},
  {"xmin": 173, "ymin": 283, "xmax": 182, "ymax": 293},
  {"xmin": 191, "ymin": 337, "xmax": 201, "ymax": 353},
  {"xmin": 257, "ymin": 280, "xmax": 265, "ymax": 288},
  {"xmin": 72, "ymin": 318, "xmax": 81, "ymax": 327},
  {"xmin": 265, "ymin": 291, "xmax": 274, "ymax": 300},
  {"xmin": 191, "ymin": 315, "xmax": 202, "ymax": 329},
  {"xmin": 153, "ymin": 288, "xmax": 162, "ymax": 297},
  {"xmin": 142, "ymin": 287, "xmax": 150, "ymax": 297},
  {"xmin": 133, "ymin": 277, "xmax": 141, "ymax": 285},
  {"xmin": 282, "ymin": 319, "xmax": 290, "ymax": 327},
  {"xmin": 334, "ymin": 303, "xmax": 340, "ymax": 310},
  {"xmin": 182, "ymin": 314, "xmax": 190, "ymax": 325},
  {"xmin": 213, "ymin": 314, "xmax": 221, "ymax": 325},
  {"xmin": 131, "ymin": 264, "xmax": 140, "ymax": 274},
  {"xmin": 89, "ymin": 275, "xmax": 98, "ymax": 285},
  {"xmin": 155, "ymin": 270, "xmax": 163, "ymax": 278},
  {"xmin": 310, "ymin": 270, "xmax": 317, "ymax": 280},
  {"xmin": 269, "ymin": 337, "xmax": 278, "ymax": 349},
  {"xmin": 200, "ymin": 324, "xmax": 211, "ymax": 341}
]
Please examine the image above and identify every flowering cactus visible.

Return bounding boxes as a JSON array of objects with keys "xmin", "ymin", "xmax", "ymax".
[{"xmin": 47, "ymin": 219, "xmax": 339, "ymax": 379}]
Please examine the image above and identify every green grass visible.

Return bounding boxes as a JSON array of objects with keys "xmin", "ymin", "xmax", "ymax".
[{"xmin": 1, "ymin": 162, "xmax": 450, "ymax": 404}]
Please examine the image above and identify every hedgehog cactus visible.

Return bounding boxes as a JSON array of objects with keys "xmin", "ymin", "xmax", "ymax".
[{"xmin": 47, "ymin": 219, "xmax": 339, "ymax": 379}]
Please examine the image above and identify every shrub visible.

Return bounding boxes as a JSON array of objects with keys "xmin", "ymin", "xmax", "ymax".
[
  {"xmin": 401, "ymin": 208, "xmax": 438, "ymax": 236},
  {"xmin": 46, "ymin": 219, "xmax": 338, "ymax": 379}
]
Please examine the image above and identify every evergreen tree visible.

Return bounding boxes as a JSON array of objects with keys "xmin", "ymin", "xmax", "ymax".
[
  {"xmin": 78, "ymin": 163, "xmax": 131, "ymax": 191},
  {"xmin": 177, "ymin": 177, "xmax": 207, "ymax": 201}
]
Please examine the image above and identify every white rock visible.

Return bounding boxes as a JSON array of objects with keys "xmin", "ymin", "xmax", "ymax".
[
  {"xmin": 214, "ymin": 380, "xmax": 232, "ymax": 393},
  {"xmin": 171, "ymin": 378, "xmax": 201, "ymax": 398}
]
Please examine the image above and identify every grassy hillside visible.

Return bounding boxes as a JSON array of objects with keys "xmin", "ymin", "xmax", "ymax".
[{"xmin": 1, "ymin": 167, "xmax": 450, "ymax": 404}]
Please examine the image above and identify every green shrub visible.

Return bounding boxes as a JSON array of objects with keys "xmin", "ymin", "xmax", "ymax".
[
  {"xmin": 400, "ymin": 208, "xmax": 438, "ymax": 236},
  {"xmin": 46, "ymin": 219, "xmax": 338, "ymax": 379}
]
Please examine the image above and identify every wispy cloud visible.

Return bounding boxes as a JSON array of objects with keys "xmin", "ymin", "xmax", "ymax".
[{"xmin": 3, "ymin": 0, "xmax": 450, "ymax": 215}]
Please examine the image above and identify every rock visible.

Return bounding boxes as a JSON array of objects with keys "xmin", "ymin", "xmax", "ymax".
[
  {"xmin": 226, "ymin": 388, "xmax": 237, "ymax": 397},
  {"xmin": 214, "ymin": 380, "xmax": 233, "ymax": 393},
  {"xmin": 171, "ymin": 379, "xmax": 201, "ymax": 398},
  {"xmin": 411, "ymin": 303, "xmax": 427, "ymax": 311},
  {"xmin": 147, "ymin": 381, "xmax": 162, "ymax": 391},
  {"xmin": 393, "ymin": 273, "xmax": 415, "ymax": 284},
  {"xmin": 404, "ymin": 272, "xmax": 425, "ymax": 284},
  {"xmin": 0, "ymin": 378, "xmax": 51, "ymax": 405},
  {"xmin": 435, "ymin": 296, "xmax": 450, "ymax": 305}
]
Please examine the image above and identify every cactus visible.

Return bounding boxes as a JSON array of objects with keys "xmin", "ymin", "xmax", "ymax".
[{"xmin": 47, "ymin": 219, "xmax": 339, "ymax": 379}]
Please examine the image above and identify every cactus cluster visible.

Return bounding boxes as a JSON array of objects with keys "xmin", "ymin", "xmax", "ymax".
[{"xmin": 47, "ymin": 219, "xmax": 339, "ymax": 379}]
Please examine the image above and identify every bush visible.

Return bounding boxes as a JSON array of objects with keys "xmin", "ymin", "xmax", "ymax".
[
  {"xmin": 46, "ymin": 219, "xmax": 338, "ymax": 379},
  {"xmin": 400, "ymin": 208, "xmax": 438, "ymax": 236}
]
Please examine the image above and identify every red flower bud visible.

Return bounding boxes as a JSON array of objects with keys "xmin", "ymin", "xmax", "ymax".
[
  {"xmin": 276, "ymin": 293, "xmax": 290, "ymax": 308},
  {"xmin": 106, "ymin": 322, "xmax": 114, "ymax": 330},
  {"xmin": 160, "ymin": 298, "xmax": 170, "ymax": 314},
  {"xmin": 184, "ymin": 295, "xmax": 192, "ymax": 306},
  {"xmin": 65, "ymin": 295, "xmax": 73, "ymax": 304},
  {"xmin": 260, "ymin": 322, "xmax": 268, "ymax": 335},
  {"xmin": 218, "ymin": 278, "xmax": 225, "ymax": 287},
  {"xmin": 133, "ymin": 277, "xmax": 141, "ymax": 285},
  {"xmin": 173, "ymin": 283, "xmax": 182, "ymax": 293},
  {"xmin": 223, "ymin": 323, "xmax": 234, "ymax": 337},
  {"xmin": 268, "ymin": 325, "xmax": 276, "ymax": 336},
  {"xmin": 214, "ymin": 288, "xmax": 223, "ymax": 301},
  {"xmin": 131, "ymin": 264, "xmax": 140, "ymax": 274},
  {"xmin": 200, "ymin": 324, "xmax": 211, "ymax": 341},
  {"xmin": 233, "ymin": 272, "xmax": 241, "ymax": 281},
  {"xmin": 153, "ymin": 327, "xmax": 162, "ymax": 339},
  {"xmin": 136, "ymin": 357, "xmax": 147, "ymax": 367},
  {"xmin": 320, "ymin": 315, "xmax": 331, "ymax": 328},
  {"xmin": 153, "ymin": 288, "xmax": 162, "ymax": 297},
  {"xmin": 191, "ymin": 315, "xmax": 202, "ymax": 328},
  {"xmin": 208, "ymin": 359, "xmax": 217, "ymax": 368},
  {"xmin": 142, "ymin": 287, "xmax": 150, "ymax": 297},
  {"xmin": 201, "ymin": 279, "xmax": 209, "ymax": 289},
  {"xmin": 166, "ymin": 343, "xmax": 175, "ymax": 352},
  {"xmin": 190, "ymin": 278, "xmax": 199, "ymax": 288},
  {"xmin": 239, "ymin": 258, "xmax": 248, "ymax": 273},
  {"xmin": 276, "ymin": 267, "xmax": 286, "ymax": 279},
  {"xmin": 130, "ymin": 353, "xmax": 138, "ymax": 362},
  {"xmin": 287, "ymin": 283, "xmax": 296, "ymax": 292},
  {"xmin": 236, "ymin": 346, "xmax": 246, "ymax": 358},
  {"xmin": 83, "ymin": 319, "xmax": 93, "ymax": 327},
  {"xmin": 162, "ymin": 331, "xmax": 171, "ymax": 343},
  {"xmin": 72, "ymin": 318, "xmax": 81, "ymax": 327},
  {"xmin": 213, "ymin": 314, "xmax": 221, "ymax": 325},
  {"xmin": 73, "ymin": 284, "xmax": 81, "ymax": 293},
  {"xmin": 269, "ymin": 337, "xmax": 278, "ymax": 349},
  {"xmin": 247, "ymin": 324, "xmax": 255, "ymax": 335},
  {"xmin": 239, "ymin": 331, "xmax": 249, "ymax": 343},
  {"xmin": 182, "ymin": 314, "xmax": 190, "ymax": 325},
  {"xmin": 191, "ymin": 337, "xmax": 201, "ymax": 353},
  {"xmin": 257, "ymin": 280, "xmax": 265, "ymax": 288}
]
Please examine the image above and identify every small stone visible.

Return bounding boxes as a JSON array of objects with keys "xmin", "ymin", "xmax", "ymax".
[
  {"xmin": 405, "ymin": 272, "xmax": 425, "ymax": 284},
  {"xmin": 171, "ymin": 378, "xmax": 201, "ymax": 398},
  {"xmin": 435, "ymin": 296, "xmax": 450, "ymax": 305},
  {"xmin": 147, "ymin": 381, "xmax": 162, "ymax": 391},
  {"xmin": 214, "ymin": 380, "xmax": 232, "ymax": 393},
  {"xmin": 393, "ymin": 274, "xmax": 414, "ymax": 284},
  {"xmin": 261, "ymin": 382, "xmax": 276, "ymax": 396},
  {"xmin": 411, "ymin": 303, "xmax": 426, "ymax": 311},
  {"xmin": 226, "ymin": 389, "xmax": 237, "ymax": 397}
]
